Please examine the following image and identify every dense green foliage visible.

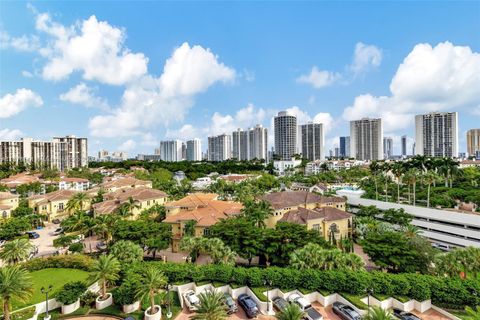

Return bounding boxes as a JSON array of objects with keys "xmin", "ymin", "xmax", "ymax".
[
  {"xmin": 112, "ymin": 219, "xmax": 171, "ymax": 247},
  {"xmin": 55, "ymin": 281, "xmax": 87, "ymax": 305},
  {"xmin": 22, "ymin": 254, "xmax": 95, "ymax": 271}
]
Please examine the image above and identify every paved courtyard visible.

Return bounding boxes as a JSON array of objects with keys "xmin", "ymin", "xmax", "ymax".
[{"xmin": 30, "ymin": 222, "xmax": 61, "ymax": 257}]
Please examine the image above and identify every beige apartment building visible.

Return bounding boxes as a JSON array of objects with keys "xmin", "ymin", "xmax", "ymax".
[
  {"xmin": 0, "ymin": 192, "xmax": 20, "ymax": 219},
  {"xmin": 467, "ymin": 129, "xmax": 480, "ymax": 157},
  {"xmin": 28, "ymin": 190, "xmax": 89, "ymax": 221}
]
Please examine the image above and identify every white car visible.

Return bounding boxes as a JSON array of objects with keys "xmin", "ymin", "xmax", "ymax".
[
  {"xmin": 53, "ymin": 227, "xmax": 64, "ymax": 236},
  {"xmin": 183, "ymin": 290, "xmax": 200, "ymax": 311},
  {"xmin": 0, "ymin": 239, "xmax": 6, "ymax": 247},
  {"xmin": 288, "ymin": 293, "xmax": 312, "ymax": 311}
]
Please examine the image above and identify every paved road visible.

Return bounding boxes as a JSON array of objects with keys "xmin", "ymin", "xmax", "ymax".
[{"xmin": 31, "ymin": 223, "xmax": 61, "ymax": 257}]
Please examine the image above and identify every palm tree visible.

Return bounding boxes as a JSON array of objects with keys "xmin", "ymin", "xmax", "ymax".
[
  {"xmin": 191, "ymin": 290, "xmax": 228, "ymax": 320},
  {"xmin": 423, "ymin": 171, "xmax": 439, "ymax": 208},
  {"xmin": 364, "ymin": 306, "xmax": 395, "ymax": 320},
  {"xmin": 124, "ymin": 197, "xmax": 141, "ymax": 216},
  {"xmin": 408, "ymin": 168, "xmax": 419, "ymax": 206},
  {"xmin": 241, "ymin": 200, "xmax": 274, "ymax": 228},
  {"xmin": 0, "ymin": 238, "xmax": 34, "ymax": 265},
  {"xmin": 89, "ymin": 254, "xmax": 121, "ymax": 299},
  {"xmin": 66, "ymin": 192, "xmax": 89, "ymax": 212},
  {"xmin": 135, "ymin": 265, "xmax": 167, "ymax": 316},
  {"xmin": 465, "ymin": 306, "xmax": 480, "ymax": 320},
  {"xmin": 433, "ymin": 253, "xmax": 462, "ymax": 277},
  {"xmin": 61, "ymin": 210, "xmax": 94, "ymax": 235},
  {"xmin": 276, "ymin": 302, "xmax": 304, "ymax": 320},
  {"xmin": 93, "ymin": 214, "xmax": 116, "ymax": 243},
  {"xmin": 391, "ymin": 162, "xmax": 404, "ymax": 203},
  {"xmin": 0, "ymin": 266, "xmax": 33, "ymax": 320},
  {"xmin": 369, "ymin": 161, "xmax": 381, "ymax": 201}
]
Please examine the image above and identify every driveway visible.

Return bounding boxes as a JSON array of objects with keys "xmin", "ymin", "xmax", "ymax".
[{"xmin": 31, "ymin": 222, "xmax": 61, "ymax": 257}]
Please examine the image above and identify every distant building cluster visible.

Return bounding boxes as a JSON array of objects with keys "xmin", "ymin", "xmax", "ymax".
[{"xmin": 97, "ymin": 150, "xmax": 128, "ymax": 162}]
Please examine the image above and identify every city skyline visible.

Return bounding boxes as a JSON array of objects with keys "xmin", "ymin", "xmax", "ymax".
[{"xmin": 1, "ymin": 2, "xmax": 479, "ymax": 156}]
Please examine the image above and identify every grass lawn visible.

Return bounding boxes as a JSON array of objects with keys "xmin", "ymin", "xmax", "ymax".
[
  {"xmin": 340, "ymin": 293, "xmax": 368, "ymax": 310},
  {"xmin": 12, "ymin": 268, "xmax": 90, "ymax": 311},
  {"xmin": 251, "ymin": 287, "xmax": 268, "ymax": 302}
]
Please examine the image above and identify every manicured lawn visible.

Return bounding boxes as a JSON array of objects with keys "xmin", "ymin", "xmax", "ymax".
[
  {"xmin": 251, "ymin": 287, "xmax": 268, "ymax": 302},
  {"xmin": 12, "ymin": 268, "xmax": 90, "ymax": 310},
  {"xmin": 340, "ymin": 292, "xmax": 368, "ymax": 310}
]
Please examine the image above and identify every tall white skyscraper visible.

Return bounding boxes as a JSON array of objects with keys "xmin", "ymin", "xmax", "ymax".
[
  {"xmin": 350, "ymin": 118, "xmax": 383, "ymax": 160},
  {"xmin": 159, "ymin": 140, "xmax": 183, "ymax": 162},
  {"xmin": 0, "ymin": 135, "xmax": 88, "ymax": 171},
  {"xmin": 300, "ymin": 123, "xmax": 324, "ymax": 161},
  {"xmin": 186, "ymin": 139, "xmax": 202, "ymax": 161},
  {"xmin": 383, "ymin": 137, "xmax": 393, "ymax": 159},
  {"xmin": 274, "ymin": 111, "xmax": 297, "ymax": 160},
  {"xmin": 415, "ymin": 112, "xmax": 458, "ymax": 158},
  {"xmin": 208, "ymin": 134, "xmax": 232, "ymax": 161},
  {"xmin": 232, "ymin": 125, "xmax": 268, "ymax": 161}
]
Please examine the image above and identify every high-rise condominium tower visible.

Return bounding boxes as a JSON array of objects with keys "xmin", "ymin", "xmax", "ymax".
[
  {"xmin": 401, "ymin": 135, "xmax": 407, "ymax": 156},
  {"xmin": 186, "ymin": 139, "xmax": 202, "ymax": 161},
  {"xmin": 383, "ymin": 137, "xmax": 393, "ymax": 159},
  {"xmin": 466, "ymin": 129, "xmax": 480, "ymax": 157},
  {"xmin": 415, "ymin": 112, "xmax": 458, "ymax": 158},
  {"xmin": 159, "ymin": 140, "xmax": 183, "ymax": 162},
  {"xmin": 339, "ymin": 136, "xmax": 350, "ymax": 158},
  {"xmin": 350, "ymin": 118, "xmax": 383, "ymax": 160},
  {"xmin": 300, "ymin": 123, "xmax": 324, "ymax": 161},
  {"xmin": 0, "ymin": 135, "xmax": 88, "ymax": 171},
  {"xmin": 274, "ymin": 111, "xmax": 297, "ymax": 160},
  {"xmin": 232, "ymin": 125, "xmax": 268, "ymax": 161},
  {"xmin": 208, "ymin": 134, "xmax": 232, "ymax": 161}
]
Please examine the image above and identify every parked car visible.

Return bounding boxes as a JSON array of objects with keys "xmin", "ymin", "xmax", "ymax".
[
  {"xmin": 273, "ymin": 297, "xmax": 289, "ymax": 311},
  {"xmin": 53, "ymin": 227, "xmax": 64, "ymax": 236},
  {"xmin": 237, "ymin": 294, "xmax": 259, "ymax": 318},
  {"xmin": 71, "ymin": 234, "xmax": 84, "ymax": 244},
  {"xmin": 332, "ymin": 302, "xmax": 362, "ymax": 320},
  {"xmin": 223, "ymin": 293, "xmax": 238, "ymax": 314},
  {"xmin": 96, "ymin": 241, "xmax": 107, "ymax": 251},
  {"xmin": 183, "ymin": 290, "xmax": 200, "ymax": 311},
  {"xmin": 52, "ymin": 219, "xmax": 61, "ymax": 224},
  {"xmin": 393, "ymin": 308, "xmax": 421, "ymax": 320},
  {"xmin": 304, "ymin": 307, "xmax": 323, "ymax": 320},
  {"xmin": 288, "ymin": 293, "xmax": 312, "ymax": 311},
  {"xmin": 0, "ymin": 239, "xmax": 6, "ymax": 247},
  {"xmin": 25, "ymin": 231, "xmax": 40, "ymax": 239},
  {"xmin": 28, "ymin": 246, "xmax": 39, "ymax": 260}
]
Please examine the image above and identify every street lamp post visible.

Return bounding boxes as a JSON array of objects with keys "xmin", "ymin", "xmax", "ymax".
[
  {"xmin": 366, "ymin": 288, "xmax": 373, "ymax": 313},
  {"xmin": 166, "ymin": 284, "xmax": 173, "ymax": 319},
  {"xmin": 264, "ymin": 279, "xmax": 273, "ymax": 314},
  {"xmin": 41, "ymin": 285, "xmax": 53, "ymax": 320}
]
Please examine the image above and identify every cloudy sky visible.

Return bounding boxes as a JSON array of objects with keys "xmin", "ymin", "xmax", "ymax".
[{"xmin": 1, "ymin": 1, "xmax": 479, "ymax": 156}]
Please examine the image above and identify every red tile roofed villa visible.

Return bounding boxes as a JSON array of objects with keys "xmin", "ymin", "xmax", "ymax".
[
  {"xmin": 0, "ymin": 172, "xmax": 44, "ymax": 189},
  {"xmin": 96, "ymin": 177, "xmax": 152, "ymax": 193},
  {"xmin": 92, "ymin": 187, "xmax": 168, "ymax": 218},
  {"xmin": 163, "ymin": 193, "xmax": 243, "ymax": 252},
  {"xmin": 28, "ymin": 190, "xmax": 85, "ymax": 221},
  {"xmin": 260, "ymin": 190, "xmax": 348, "ymax": 229}
]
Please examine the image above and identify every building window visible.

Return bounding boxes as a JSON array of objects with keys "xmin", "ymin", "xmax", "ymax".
[
  {"xmin": 59, "ymin": 203, "xmax": 64, "ymax": 210},
  {"xmin": 42, "ymin": 205, "xmax": 47, "ymax": 210},
  {"xmin": 203, "ymin": 228, "xmax": 210, "ymax": 236},
  {"xmin": 312, "ymin": 224, "xmax": 321, "ymax": 232},
  {"xmin": 147, "ymin": 201, "xmax": 150, "ymax": 206},
  {"xmin": 2, "ymin": 211, "xmax": 7, "ymax": 218}
]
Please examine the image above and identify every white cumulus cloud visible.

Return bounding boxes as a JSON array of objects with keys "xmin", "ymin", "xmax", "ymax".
[
  {"xmin": 342, "ymin": 42, "xmax": 480, "ymax": 132},
  {"xmin": 118, "ymin": 139, "xmax": 136, "ymax": 151},
  {"xmin": 59, "ymin": 83, "xmax": 109, "ymax": 110},
  {"xmin": 350, "ymin": 42, "xmax": 383, "ymax": 75},
  {"xmin": 296, "ymin": 67, "xmax": 341, "ymax": 89},
  {"xmin": 0, "ymin": 129, "xmax": 24, "ymax": 140},
  {"xmin": 0, "ymin": 89, "xmax": 43, "ymax": 118}
]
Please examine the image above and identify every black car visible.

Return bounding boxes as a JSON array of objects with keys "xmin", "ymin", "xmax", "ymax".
[
  {"xmin": 238, "ymin": 294, "xmax": 259, "ymax": 318},
  {"xmin": 52, "ymin": 219, "xmax": 61, "ymax": 224},
  {"xmin": 273, "ymin": 297, "xmax": 289, "ymax": 311},
  {"xmin": 332, "ymin": 302, "xmax": 362, "ymax": 320},
  {"xmin": 25, "ymin": 231, "xmax": 40, "ymax": 239},
  {"xmin": 304, "ymin": 307, "xmax": 323, "ymax": 320},
  {"xmin": 223, "ymin": 293, "xmax": 238, "ymax": 314},
  {"xmin": 393, "ymin": 308, "xmax": 421, "ymax": 320}
]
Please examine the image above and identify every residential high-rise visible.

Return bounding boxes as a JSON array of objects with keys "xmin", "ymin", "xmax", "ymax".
[
  {"xmin": 232, "ymin": 128, "xmax": 249, "ymax": 161},
  {"xmin": 208, "ymin": 134, "xmax": 232, "ymax": 161},
  {"xmin": 0, "ymin": 135, "xmax": 88, "ymax": 171},
  {"xmin": 186, "ymin": 139, "xmax": 202, "ymax": 161},
  {"xmin": 383, "ymin": 137, "xmax": 393, "ymax": 159},
  {"xmin": 401, "ymin": 135, "xmax": 407, "ymax": 156},
  {"xmin": 339, "ymin": 136, "xmax": 350, "ymax": 158},
  {"xmin": 159, "ymin": 140, "xmax": 183, "ymax": 162},
  {"xmin": 181, "ymin": 142, "xmax": 187, "ymax": 160},
  {"xmin": 350, "ymin": 118, "xmax": 383, "ymax": 160},
  {"xmin": 415, "ymin": 112, "xmax": 458, "ymax": 158},
  {"xmin": 274, "ymin": 111, "xmax": 297, "ymax": 160},
  {"xmin": 300, "ymin": 123, "xmax": 324, "ymax": 161},
  {"xmin": 466, "ymin": 129, "xmax": 480, "ymax": 157},
  {"xmin": 248, "ymin": 125, "xmax": 268, "ymax": 161}
]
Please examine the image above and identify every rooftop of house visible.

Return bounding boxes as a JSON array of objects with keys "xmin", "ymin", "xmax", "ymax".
[
  {"xmin": 99, "ymin": 177, "xmax": 152, "ymax": 189},
  {"xmin": 261, "ymin": 191, "xmax": 345, "ymax": 210},
  {"xmin": 0, "ymin": 173, "xmax": 43, "ymax": 187},
  {"xmin": 279, "ymin": 206, "xmax": 352, "ymax": 224},
  {"xmin": 0, "ymin": 191, "xmax": 19, "ymax": 200},
  {"xmin": 93, "ymin": 187, "xmax": 168, "ymax": 215},
  {"xmin": 163, "ymin": 193, "xmax": 243, "ymax": 227},
  {"xmin": 29, "ymin": 189, "xmax": 79, "ymax": 204}
]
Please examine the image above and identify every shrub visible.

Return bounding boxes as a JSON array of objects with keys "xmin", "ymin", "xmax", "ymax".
[
  {"xmin": 69, "ymin": 243, "xmax": 84, "ymax": 253},
  {"xmin": 56, "ymin": 281, "xmax": 87, "ymax": 305},
  {"xmin": 113, "ymin": 278, "xmax": 139, "ymax": 305},
  {"xmin": 80, "ymin": 290, "xmax": 98, "ymax": 307},
  {"xmin": 22, "ymin": 254, "xmax": 94, "ymax": 271}
]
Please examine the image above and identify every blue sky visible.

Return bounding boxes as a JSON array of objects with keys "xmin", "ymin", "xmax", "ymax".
[{"xmin": 1, "ymin": 1, "xmax": 479, "ymax": 157}]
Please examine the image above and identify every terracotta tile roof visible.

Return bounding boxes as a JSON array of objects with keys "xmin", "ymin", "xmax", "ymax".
[
  {"xmin": 0, "ymin": 173, "xmax": 43, "ymax": 187},
  {"xmin": 261, "ymin": 191, "xmax": 345, "ymax": 210},
  {"xmin": 93, "ymin": 187, "xmax": 167, "ymax": 215},
  {"xmin": 29, "ymin": 189, "xmax": 79, "ymax": 205},
  {"xmin": 279, "ymin": 206, "xmax": 351, "ymax": 224},
  {"xmin": 100, "ymin": 177, "xmax": 151, "ymax": 189},
  {"xmin": 92, "ymin": 199, "xmax": 120, "ymax": 215},
  {"xmin": 163, "ymin": 193, "xmax": 243, "ymax": 227},
  {"xmin": 59, "ymin": 177, "xmax": 89, "ymax": 183},
  {"xmin": 0, "ymin": 192, "xmax": 19, "ymax": 200},
  {"xmin": 0, "ymin": 204, "xmax": 13, "ymax": 210},
  {"xmin": 218, "ymin": 174, "xmax": 251, "ymax": 182}
]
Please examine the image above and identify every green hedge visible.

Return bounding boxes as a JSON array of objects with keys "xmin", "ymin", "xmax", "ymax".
[
  {"xmin": 22, "ymin": 255, "xmax": 94, "ymax": 271},
  {"xmin": 134, "ymin": 262, "xmax": 480, "ymax": 308}
]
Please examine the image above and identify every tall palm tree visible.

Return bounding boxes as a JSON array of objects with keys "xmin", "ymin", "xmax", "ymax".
[
  {"xmin": 93, "ymin": 214, "xmax": 116, "ymax": 243},
  {"xmin": 364, "ymin": 306, "xmax": 395, "ymax": 320},
  {"xmin": 408, "ymin": 168, "xmax": 419, "ymax": 206},
  {"xmin": 241, "ymin": 200, "xmax": 274, "ymax": 228},
  {"xmin": 423, "ymin": 171, "xmax": 439, "ymax": 208},
  {"xmin": 0, "ymin": 238, "xmax": 34, "ymax": 265},
  {"xmin": 61, "ymin": 210, "xmax": 94, "ymax": 235},
  {"xmin": 369, "ymin": 161, "xmax": 381, "ymax": 201},
  {"xmin": 191, "ymin": 290, "xmax": 228, "ymax": 320},
  {"xmin": 391, "ymin": 162, "xmax": 404, "ymax": 203},
  {"xmin": 124, "ymin": 197, "xmax": 141, "ymax": 216},
  {"xmin": 66, "ymin": 192, "xmax": 89, "ymax": 212},
  {"xmin": 89, "ymin": 254, "xmax": 121, "ymax": 299},
  {"xmin": 135, "ymin": 265, "xmax": 167, "ymax": 316},
  {"xmin": 0, "ymin": 266, "xmax": 33, "ymax": 320},
  {"xmin": 276, "ymin": 302, "xmax": 305, "ymax": 320}
]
